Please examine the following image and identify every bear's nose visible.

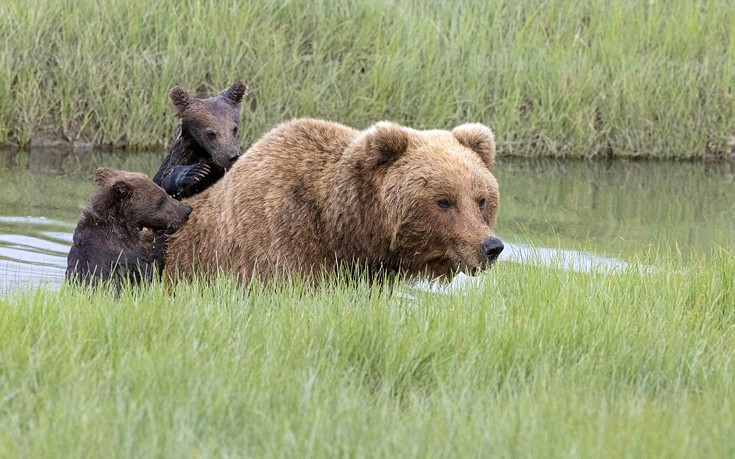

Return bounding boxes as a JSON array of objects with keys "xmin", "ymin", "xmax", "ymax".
[
  {"xmin": 227, "ymin": 149, "xmax": 241, "ymax": 163},
  {"xmin": 481, "ymin": 237, "xmax": 504, "ymax": 262}
]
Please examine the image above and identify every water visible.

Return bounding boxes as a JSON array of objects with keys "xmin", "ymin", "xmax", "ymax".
[
  {"xmin": 0, "ymin": 148, "xmax": 165, "ymax": 294},
  {"xmin": 1, "ymin": 148, "xmax": 733, "ymax": 295}
]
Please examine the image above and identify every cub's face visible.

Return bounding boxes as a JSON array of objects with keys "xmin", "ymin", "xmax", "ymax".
[
  {"xmin": 170, "ymin": 81, "xmax": 248, "ymax": 170},
  {"xmin": 181, "ymin": 97, "xmax": 241, "ymax": 169},
  {"xmin": 93, "ymin": 168, "xmax": 193, "ymax": 232},
  {"xmin": 123, "ymin": 176, "xmax": 193, "ymax": 231}
]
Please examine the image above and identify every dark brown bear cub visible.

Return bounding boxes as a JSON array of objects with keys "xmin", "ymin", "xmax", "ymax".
[
  {"xmin": 66, "ymin": 168, "xmax": 192, "ymax": 289},
  {"xmin": 153, "ymin": 80, "xmax": 248, "ymax": 199}
]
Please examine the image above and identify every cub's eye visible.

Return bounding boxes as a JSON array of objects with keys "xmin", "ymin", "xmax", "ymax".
[
  {"xmin": 205, "ymin": 131, "xmax": 217, "ymax": 141},
  {"xmin": 478, "ymin": 198, "xmax": 487, "ymax": 208},
  {"xmin": 437, "ymin": 199, "xmax": 452, "ymax": 210},
  {"xmin": 157, "ymin": 197, "xmax": 166, "ymax": 208},
  {"xmin": 232, "ymin": 127, "xmax": 238, "ymax": 136}
]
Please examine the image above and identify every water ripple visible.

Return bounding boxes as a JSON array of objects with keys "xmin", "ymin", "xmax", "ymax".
[{"xmin": 0, "ymin": 232, "xmax": 70, "ymax": 295}]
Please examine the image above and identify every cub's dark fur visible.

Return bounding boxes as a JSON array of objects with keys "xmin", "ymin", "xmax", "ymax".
[
  {"xmin": 153, "ymin": 80, "xmax": 248, "ymax": 199},
  {"xmin": 66, "ymin": 168, "xmax": 192, "ymax": 289}
]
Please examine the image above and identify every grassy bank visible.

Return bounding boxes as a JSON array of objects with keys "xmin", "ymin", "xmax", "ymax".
[
  {"xmin": 1, "ymin": 0, "xmax": 734, "ymax": 158},
  {"xmin": 1, "ymin": 251, "xmax": 734, "ymax": 457}
]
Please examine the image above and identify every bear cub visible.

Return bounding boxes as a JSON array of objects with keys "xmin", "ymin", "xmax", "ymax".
[
  {"xmin": 153, "ymin": 80, "xmax": 248, "ymax": 199},
  {"xmin": 66, "ymin": 168, "xmax": 192, "ymax": 289}
]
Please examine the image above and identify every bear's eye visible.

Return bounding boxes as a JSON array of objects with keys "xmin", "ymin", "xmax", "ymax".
[
  {"xmin": 478, "ymin": 198, "xmax": 487, "ymax": 208},
  {"xmin": 437, "ymin": 199, "xmax": 452, "ymax": 210},
  {"xmin": 232, "ymin": 127, "xmax": 238, "ymax": 136},
  {"xmin": 205, "ymin": 131, "xmax": 217, "ymax": 141},
  {"xmin": 157, "ymin": 197, "xmax": 166, "ymax": 208}
]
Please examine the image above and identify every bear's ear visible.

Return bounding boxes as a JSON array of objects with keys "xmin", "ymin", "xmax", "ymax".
[
  {"xmin": 93, "ymin": 167, "xmax": 117, "ymax": 186},
  {"xmin": 364, "ymin": 122, "xmax": 410, "ymax": 168},
  {"xmin": 220, "ymin": 80, "xmax": 248, "ymax": 105},
  {"xmin": 112, "ymin": 181, "xmax": 133, "ymax": 200},
  {"xmin": 169, "ymin": 86, "xmax": 192, "ymax": 115},
  {"xmin": 452, "ymin": 123, "xmax": 496, "ymax": 170}
]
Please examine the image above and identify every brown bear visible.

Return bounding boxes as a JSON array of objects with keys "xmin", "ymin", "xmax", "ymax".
[
  {"xmin": 66, "ymin": 168, "xmax": 192, "ymax": 289},
  {"xmin": 153, "ymin": 80, "xmax": 248, "ymax": 200},
  {"xmin": 165, "ymin": 118, "xmax": 504, "ymax": 283}
]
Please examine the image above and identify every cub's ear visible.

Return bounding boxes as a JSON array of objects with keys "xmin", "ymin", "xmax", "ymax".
[
  {"xmin": 93, "ymin": 167, "xmax": 117, "ymax": 186},
  {"xmin": 220, "ymin": 80, "xmax": 248, "ymax": 105},
  {"xmin": 363, "ymin": 121, "xmax": 410, "ymax": 168},
  {"xmin": 452, "ymin": 123, "xmax": 496, "ymax": 170},
  {"xmin": 112, "ymin": 181, "xmax": 132, "ymax": 199},
  {"xmin": 169, "ymin": 86, "xmax": 191, "ymax": 116}
]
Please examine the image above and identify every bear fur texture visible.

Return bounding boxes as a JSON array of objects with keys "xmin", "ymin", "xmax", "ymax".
[
  {"xmin": 153, "ymin": 80, "xmax": 248, "ymax": 199},
  {"xmin": 165, "ymin": 118, "xmax": 504, "ymax": 283},
  {"xmin": 66, "ymin": 168, "xmax": 192, "ymax": 289}
]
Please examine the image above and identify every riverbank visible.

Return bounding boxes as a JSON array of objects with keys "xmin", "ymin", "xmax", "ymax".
[{"xmin": 2, "ymin": 0, "xmax": 734, "ymax": 159}]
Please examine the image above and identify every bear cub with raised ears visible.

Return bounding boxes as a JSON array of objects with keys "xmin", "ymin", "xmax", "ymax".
[
  {"xmin": 66, "ymin": 168, "xmax": 192, "ymax": 289},
  {"xmin": 153, "ymin": 80, "xmax": 248, "ymax": 200}
]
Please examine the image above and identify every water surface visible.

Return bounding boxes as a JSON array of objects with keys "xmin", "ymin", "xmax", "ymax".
[
  {"xmin": 498, "ymin": 158, "xmax": 735, "ymax": 258},
  {"xmin": 1, "ymin": 148, "xmax": 733, "ymax": 295}
]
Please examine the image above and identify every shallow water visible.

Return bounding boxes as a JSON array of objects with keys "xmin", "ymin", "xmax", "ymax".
[{"xmin": 1, "ymin": 148, "xmax": 733, "ymax": 295}]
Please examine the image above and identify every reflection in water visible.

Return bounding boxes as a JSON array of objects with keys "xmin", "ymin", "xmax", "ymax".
[
  {"xmin": 414, "ymin": 241, "xmax": 638, "ymax": 294},
  {"xmin": 496, "ymin": 158, "xmax": 735, "ymax": 258},
  {"xmin": 0, "ymin": 218, "xmax": 72, "ymax": 294},
  {"xmin": 498, "ymin": 241, "xmax": 634, "ymax": 272},
  {"xmin": 1, "ymin": 148, "xmax": 164, "ymax": 295},
  {"xmin": 1, "ymin": 149, "xmax": 733, "ymax": 295}
]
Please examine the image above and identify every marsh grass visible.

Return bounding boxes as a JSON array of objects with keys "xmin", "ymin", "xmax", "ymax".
[
  {"xmin": 1, "ymin": 249, "xmax": 734, "ymax": 457},
  {"xmin": 1, "ymin": 0, "xmax": 734, "ymax": 158}
]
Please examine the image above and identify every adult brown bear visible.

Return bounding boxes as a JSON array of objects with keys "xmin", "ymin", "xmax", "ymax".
[{"xmin": 165, "ymin": 118, "xmax": 503, "ymax": 283}]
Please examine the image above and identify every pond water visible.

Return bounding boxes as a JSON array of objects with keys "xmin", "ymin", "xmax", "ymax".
[{"xmin": 1, "ymin": 148, "xmax": 733, "ymax": 295}]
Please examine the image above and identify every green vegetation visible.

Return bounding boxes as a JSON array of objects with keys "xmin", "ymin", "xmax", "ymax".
[
  {"xmin": 2, "ymin": 0, "xmax": 734, "ymax": 158},
  {"xmin": 1, "ymin": 251, "xmax": 733, "ymax": 457},
  {"xmin": 2, "ymin": 2, "xmax": 734, "ymax": 455}
]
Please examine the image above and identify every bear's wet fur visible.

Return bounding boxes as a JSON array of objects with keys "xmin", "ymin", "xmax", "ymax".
[
  {"xmin": 153, "ymin": 80, "xmax": 248, "ymax": 199},
  {"xmin": 66, "ymin": 168, "xmax": 192, "ymax": 289},
  {"xmin": 165, "ymin": 118, "xmax": 504, "ymax": 284}
]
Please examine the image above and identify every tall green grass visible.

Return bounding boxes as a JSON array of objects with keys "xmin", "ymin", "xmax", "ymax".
[
  {"xmin": 2, "ymin": 250, "xmax": 734, "ymax": 457},
  {"xmin": 1, "ymin": 0, "xmax": 734, "ymax": 158}
]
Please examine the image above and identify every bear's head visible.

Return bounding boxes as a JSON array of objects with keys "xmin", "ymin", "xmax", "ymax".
[
  {"xmin": 169, "ymin": 80, "xmax": 248, "ymax": 170},
  {"xmin": 350, "ymin": 122, "xmax": 503, "ymax": 279},
  {"xmin": 92, "ymin": 168, "xmax": 193, "ymax": 232}
]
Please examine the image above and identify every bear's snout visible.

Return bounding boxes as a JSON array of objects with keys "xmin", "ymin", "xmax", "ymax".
[
  {"xmin": 480, "ymin": 237, "xmax": 504, "ymax": 264},
  {"xmin": 210, "ymin": 145, "xmax": 242, "ymax": 170},
  {"xmin": 220, "ymin": 147, "xmax": 241, "ymax": 169}
]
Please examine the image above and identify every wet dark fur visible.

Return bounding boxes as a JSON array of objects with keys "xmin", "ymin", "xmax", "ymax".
[
  {"xmin": 153, "ymin": 80, "xmax": 248, "ymax": 199},
  {"xmin": 66, "ymin": 168, "xmax": 192, "ymax": 289}
]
